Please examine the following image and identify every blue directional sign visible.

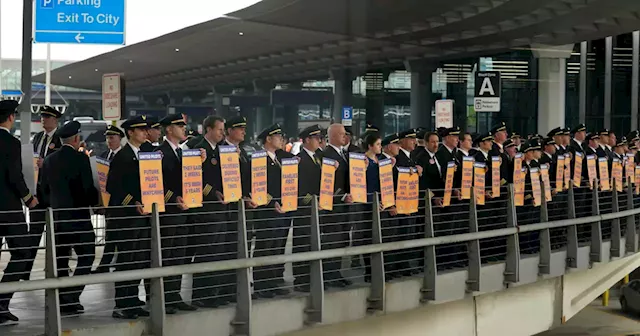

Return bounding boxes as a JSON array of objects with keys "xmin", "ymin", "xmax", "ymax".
[
  {"xmin": 34, "ymin": 0, "xmax": 126, "ymax": 45},
  {"xmin": 341, "ymin": 106, "xmax": 353, "ymax": 126}
]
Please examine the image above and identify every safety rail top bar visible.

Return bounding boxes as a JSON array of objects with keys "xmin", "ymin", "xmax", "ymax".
[{"xmin": 0, "ymin": 203, "xmax": 637, "ymax": 295}]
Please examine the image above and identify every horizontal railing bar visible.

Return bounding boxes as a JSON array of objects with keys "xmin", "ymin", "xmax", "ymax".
[{"xmin": 1, "ymin": 201, "xmax": 639, "ymax": 295}]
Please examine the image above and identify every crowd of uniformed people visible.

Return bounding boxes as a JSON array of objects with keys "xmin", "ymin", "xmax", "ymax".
[{"xmin": 0, "ymin": 97, "xmax": 639, "ymax": 324}]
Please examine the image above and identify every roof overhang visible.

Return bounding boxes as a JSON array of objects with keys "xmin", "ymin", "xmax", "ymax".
[{"xmin": 33, "ymin": 0, "xmax": 640, "ymax": 94}]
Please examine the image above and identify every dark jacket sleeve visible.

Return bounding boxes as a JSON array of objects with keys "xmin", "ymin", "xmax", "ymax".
[{"xmin": 8, "ymin": 138, "xmax": 34, "ymax": 204}]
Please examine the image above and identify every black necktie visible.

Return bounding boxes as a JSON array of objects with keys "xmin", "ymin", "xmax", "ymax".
[
  {"xmin": 176, "ymin": 148, "xmax": 182, "ymax": 161},
  {"xmin": 40, "ymin": 134, "xmax": 49, "ymax": 158},
  {"xmin": 108, "ymin": 151, "xmax": 114, "ymax": 161}
]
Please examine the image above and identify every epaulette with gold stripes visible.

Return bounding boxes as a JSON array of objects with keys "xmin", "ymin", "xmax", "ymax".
[
  {"xmin": 164, "ymin": 190, "xmax": 174, "ymax": 203},
  {"xmin": 203, "ymin": 184, "xmax": 213, "ymax": 197},
  {"xmin": 303, "ymin": 193, "xmax": 312, "ymax": 205},
  {"xmin": 22, "ymin": 193, "xmax": 33, "ymax": 203},
  {"xmin": 122, "ymin": 194, "xmax": 133, "ymax": 206},
  {"xmin": 266, "ymin": 193, "xmax": 273, "ymax": 204}
]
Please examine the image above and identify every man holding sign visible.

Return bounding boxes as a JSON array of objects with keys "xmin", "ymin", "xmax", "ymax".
[
  {"xmin": 106, "ymin": 115, "xmax": 153, "ymax": 319},
  {"xmin": 188, "ymin": 116, "xmax": 233, "ymax": 308},
  {"xmin": 321, "ymin": 123, "xmax": 354, "ymax": 287},
  {"xmin": 252, "ymin": 124, "xmax": 295, "ymax": 298},
  {"xmin": 156, "ymin": 114, "xmax": 201, "ymax": 312},
  {"xmin": 293, "ymin": 125, "xmax": 324, "ymax": 292}
]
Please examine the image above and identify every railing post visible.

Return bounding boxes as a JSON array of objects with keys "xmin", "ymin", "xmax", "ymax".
[
  {"xmin": 44, "ymin": 207, "xmax": 61, "ymax": 336},
  {"xmin": 611, "ymin": 181, "xmax": 621, "ymax": 258},
  {"xmin": 566, "ymin": 182, "xmax": 579, "ymax": 268},
  {"xmin": 626, "ymin": 185, "xmax": 638, "ymax": 253},
  {"xmin": 306, "ymin": 196, "xmax": 324, "ymax": 324},
  {"xmin": 421, "ymin": 189, "xmax": 437, "ymax": 302},
  {"xmin": 367, "ymin": 193, "xmax": 385, "ymax": 312},
  {"xmin": 591, "ymin": 181, "xmax": 603, "ymax": 263},
  {"xmin": 504, "ymin": 184, "xmax": 520, "ymax": 284},
  {"xmin": 538, "ymin": 181, "xmax": 551, "ymax": 275},
  {"xmin": 466, "ymin": 187, "xmax": 481, "ymax": 292},
  {"xmin": 149, "ymin": 203, "xmax": 165, "ymax": 336},
  {"xmin": 232, "ymin": 200, "xmax": 251, "ymax": 336}
]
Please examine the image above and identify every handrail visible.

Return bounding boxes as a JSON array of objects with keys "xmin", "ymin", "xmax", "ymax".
[{"xmin": 0, "ymin": 206, "xmax": 637, "ymax": 295}]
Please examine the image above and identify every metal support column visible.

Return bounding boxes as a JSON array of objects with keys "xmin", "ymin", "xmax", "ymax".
[
  {"xmin": 466, "ymin": 187, "xmax": 481, "ymax": 292},
  {"xmin": 611, "ymin": 183, "xmax": 621, "ymax": 258},
  {"xmin": 367, "ymin": 194, "xmax": 385, "ymax": 312},
  {"xmin": 579, "ymin": 41, "xmax": 588, "ymax": 124},
  {"xmin": 306, "ymin": 196, "xmax": 324, "ymax": 324},
  {"xmin": 19, "ymin": 0, "xmax": 33, "ymax": 145},
  {"xmin": 566, "ymin": 182, "xmax": 579, "ymax": 268},
  {"xmin": 232, "ymin": 201, "xmax": 252, "ymax": 336},
  {"xmin": 539, "ymin": 182, "xmax": 551, "ymax": 275},
  {"xmin": 149, "ymin": 204, "xmax": 165, "ymax": 336},
  {"xmin": 591, "ymin": 184, "xmax": 603, "ymax": 263},
  {"xmin": 604, "ymin": 36, "xmax": 612, "ymax": 129},
  {"xmin": 632, "ymin": 32, "xmax": 639, "ymax": 130},
  {"xmin": 44, "ymin": 208, "xmax": 61, "ymax": 336},
  {"xmin": 626, "ymin": 185, "xmax": 637, "ymax": 253},
  {"xmin": 504, "ymin": 185, "xmax": 520, "ymax": 283},
  {"xmin": 422, "ymin": 190, "xmax": 437, "ymax": 301}
]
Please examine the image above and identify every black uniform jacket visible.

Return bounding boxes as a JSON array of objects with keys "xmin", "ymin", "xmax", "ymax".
[
  {"xmin": 193, "ymin": 138, "xmax": 223, "ymax": 203},
  {"xmin": 0, "ymin": 129, "xmax": 34, "ymax": 219},
  {"xmin": 323, "ymin": 145, "xmax": 350, "ymax": 198},
  {"xmin": 106, "ymin": 143, "xmax": 143, "ymax": 217},
  {"xmin": 297, "ymin": 148, "xmax": 322, "ymax": 205},
  {"xmin": 41, "ymin": 145, "xmax": 99, "ymax": 222},
  {"xmin": 156, "ymin": 141, "xmax": 184, "ymax": 213},
  {"xmin": 32, "ymin": 130, "xmax": 62, "ymax": 201}
]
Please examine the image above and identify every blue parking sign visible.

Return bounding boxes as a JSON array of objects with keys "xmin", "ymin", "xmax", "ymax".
[{"xmin": 341, "ymin": 106, "xmax": 353, "ymax": 126}]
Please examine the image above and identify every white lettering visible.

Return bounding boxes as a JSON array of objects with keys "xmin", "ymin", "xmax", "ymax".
[
  {"xmin": 479, "ymin": 77, "xmax": 495, "ymax": 96},
  {"xmin": 57, "ymin": 0, "xmax": 101, "ymax": 9}
]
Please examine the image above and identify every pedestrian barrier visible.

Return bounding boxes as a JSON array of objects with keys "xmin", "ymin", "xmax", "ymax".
[{"xmin": 0, "ymin": 182, "xmax": 638, "ymax": 335}]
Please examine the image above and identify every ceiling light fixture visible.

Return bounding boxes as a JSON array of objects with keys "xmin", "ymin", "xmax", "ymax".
[{"xmin": 175, "ymin": 48, "xmax": 180, "ymax": 52}]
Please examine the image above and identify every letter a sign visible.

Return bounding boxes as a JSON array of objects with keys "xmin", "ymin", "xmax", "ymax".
[{"xmin": 474, "ymin": 71, "xmax": 501, "ymax": 112}]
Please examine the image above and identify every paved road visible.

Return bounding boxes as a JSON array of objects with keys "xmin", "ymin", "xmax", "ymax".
[{"xmin": 538, "ymin": 299, "xmax": 640, "ymax": 336}]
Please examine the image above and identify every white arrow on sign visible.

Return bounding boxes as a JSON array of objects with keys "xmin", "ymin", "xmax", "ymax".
[{"xmin": 75, "ymin": 33, "xmax": 84, "ymax": 43}]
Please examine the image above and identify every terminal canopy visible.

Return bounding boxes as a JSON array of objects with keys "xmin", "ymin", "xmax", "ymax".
[{"xmin": 34, "ymin": 0, "xmax": 640, "ymax": 94}]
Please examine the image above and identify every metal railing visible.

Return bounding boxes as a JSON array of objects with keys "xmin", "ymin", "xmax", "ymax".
[{"xmin": 0, "ymin": 181, "xmax": 639, "ymax": 336}]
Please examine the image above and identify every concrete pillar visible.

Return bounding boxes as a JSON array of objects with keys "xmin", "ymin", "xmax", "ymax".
[
  {"xmin": 579, "ymin": 42, "xmax": 587, "ymax": 124},
  {"xmin": 364, "ymin": 72, "xmax": 388, "ymax": 133},
  {"xmin": 604, "ymin": 36, "xmax": 612, "ymax": 129},
  {"xmin": 532, "ymin": 44, "xmax": 574, "ymax": 134},
  {"xmin": 330, "ymin": 70, "xmax": 354, "ymax": 123},
  {"xmin": 282, "ymin": 82, "xmax": 301, "ymax": 137},
  {"xmin": 213, "ymin": 86, "xmax": 233, "ymax": 118},
  {"xmin": 405, "ymin": 61, "xmax": 436, "ymax": 129},
  {"xmin": 253, "ymin": 80, "xmax": 275, "ymax": 136}
]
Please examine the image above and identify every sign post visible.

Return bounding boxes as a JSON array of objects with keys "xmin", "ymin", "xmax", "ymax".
[
  {"xmin": 34, "ymin": 0, "xmax": 126, "ymax": 45},
  {"xmin": 341, "ymin": 106, "xmax": 353, "ymax": 126},
  {"xmin": 435, "ymin": 99, "xmax": 454, "ymax": 128},
  {"xmin": 102, "ymin": 73, "xmax": 124, "ymax": 121},
  {"xmin": 474, "ymin": 71, "xmax": 501, "ymax": 112}
]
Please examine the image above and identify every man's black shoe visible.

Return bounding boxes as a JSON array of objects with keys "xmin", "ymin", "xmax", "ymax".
[
  {"xmin": 294, "ymin": 284, "xmax": 310, "ymax": 293},
  {"xmin": 193, "ymin": 300, "xmax": 221, "ymax": 309},
  {"xmin": 112, "ymin": 309, "xmax": 138, "ymax": 319},
  {"xmin": 340, "ymin": 278, "xmax": 353, "ymax": 286},
  {"xmin": 164, "ymin": 306, "xmax": 177, "ymax": 315},
  {"xmin": 172, "ymin": 302, "xmax": 197, "ymax": 311},
  {"xmin": 272, "ymin": 288, "xmax": 289, "ymax": 296},
  {"xmin": 133, "ymin": 308, "xmax": 150, "ymax": 317}
]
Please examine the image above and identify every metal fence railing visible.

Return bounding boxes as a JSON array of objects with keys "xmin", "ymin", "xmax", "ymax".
[{"xmin": 0, "ymin": 181, "xmax": 639, "ymax": 336}]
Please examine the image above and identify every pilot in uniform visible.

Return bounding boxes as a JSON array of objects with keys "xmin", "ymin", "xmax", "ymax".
[{"xmin": 0, "ymin": 100, "xmax": 39, "ymax": 325}]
